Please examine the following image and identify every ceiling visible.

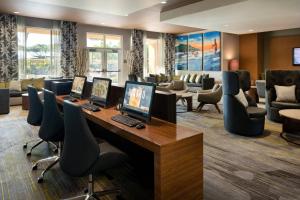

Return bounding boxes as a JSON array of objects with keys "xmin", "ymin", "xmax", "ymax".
[
  {"xmin": 161, "ymin": 0, "xmax": 300, "ymax": 34},
  {"xmin": 0, "ymin": 0, "xmax": 202, "ymax": 34}
]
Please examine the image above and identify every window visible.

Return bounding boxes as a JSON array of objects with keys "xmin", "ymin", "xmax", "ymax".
[
  {"xmin": 86, "ymin": 33, "xmax": 122, "ymax": 83},
  {"xmin": 144, "ymin": 38, "xmax": 164, "ymax": 77},
  {"xmin": 18, "ymin": 27, "xmax": 61, "ymax": 78}
]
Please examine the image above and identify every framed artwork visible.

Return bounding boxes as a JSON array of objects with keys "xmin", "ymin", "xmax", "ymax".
[
  {"xmin": 188, "ymin": 33, "xmax": 203, "ymax": 71},
  {"xmin": 203, "ymin": 31, "xmax": 221, "ymax": 71},
  {"xmin": 175, "ymin": 35, "xmax": 188, "ymax": 70}
]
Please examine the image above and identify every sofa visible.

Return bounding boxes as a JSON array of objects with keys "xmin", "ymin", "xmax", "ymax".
[
  {"xmin": 179, "ymin": 73, "xmax": 215, "ymax": 91},
  {"xmin": 266, "ymin": 70, "xmax": 300, "ymax": 122},
  {"xmin": 0, "ymin": 78, "xmax": 45, "ymax": 106}
]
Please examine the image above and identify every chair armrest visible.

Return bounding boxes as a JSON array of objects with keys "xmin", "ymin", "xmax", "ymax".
[{"xmin": 202, "ymin": 78, "xmax": 215, "ymax": 90}]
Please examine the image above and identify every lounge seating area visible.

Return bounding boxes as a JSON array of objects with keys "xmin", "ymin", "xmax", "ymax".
[{"xmin": 0, "ymin": 1, "xmax": 300, "ymax": 200}]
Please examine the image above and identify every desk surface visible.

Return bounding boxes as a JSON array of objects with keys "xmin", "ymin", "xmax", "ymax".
[{"xmin": 56, "ymin": 95, "xmax": 202, "ymax": 152}]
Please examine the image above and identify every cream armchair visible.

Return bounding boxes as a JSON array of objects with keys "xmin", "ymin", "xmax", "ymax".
[{"xmin": 197, "ymin": 84, "xmax": 222, "ymax": 113}]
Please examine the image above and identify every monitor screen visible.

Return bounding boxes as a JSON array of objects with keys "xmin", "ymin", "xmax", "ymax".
[
  {"xmin": 122, "ymin": 81, "xmax": 156, "ymax": 122},
  {"xmin": 293, "ymin": 47, "xmax": 300, "ymax": 66},
  {"xmin": 71, "ymin": 76, "xmax": 86, "ymax": 97},
  {"xmin": 91, "ymin": 77, "xmax": 111, "ymax": 107}
]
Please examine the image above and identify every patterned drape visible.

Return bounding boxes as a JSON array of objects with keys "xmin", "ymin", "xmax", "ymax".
[
  {"xmin": 0, "ymin": 14, "xmax": 18, "ymax": 81},
  {"xmin": 61, "ymin": 21, "xmax": 78, "ymax": 78},
  {"xmin": 131, "ymin": 29, "xmax": 144, "ymax": 77},
  {"xmin": 163, "ymin": 33, "xmax": 176, "ymax": 77}
]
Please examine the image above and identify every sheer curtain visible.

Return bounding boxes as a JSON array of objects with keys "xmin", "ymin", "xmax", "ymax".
[{"xmin": 17, "ymin": 17, "xmax": 62, "ymax": 79}]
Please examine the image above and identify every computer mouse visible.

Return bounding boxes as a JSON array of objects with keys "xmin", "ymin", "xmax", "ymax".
[{"xmin": 136, "ymin": 123, "xmax": 145, "ymax": 129}]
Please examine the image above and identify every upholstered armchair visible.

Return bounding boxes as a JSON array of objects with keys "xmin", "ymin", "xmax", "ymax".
[
  {"xmin": 223, "ymin": 71, "xmax": 266, "ymax": 136},
  {"xmin": 197, "ymin": 84, "xmax": 222, "ymax": 113},
  {"xmin": 266, "ymin": 70, "xmax": 300, "ymax": 122}
]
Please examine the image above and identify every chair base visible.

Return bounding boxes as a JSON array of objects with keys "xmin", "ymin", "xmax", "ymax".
[
  {"xmin": 197, "ymin": 102, "xmax": 221, "ymax": 113},
  {"xmin": 62, "ymin": 175, "xmax": 121, "ymax": 200}
]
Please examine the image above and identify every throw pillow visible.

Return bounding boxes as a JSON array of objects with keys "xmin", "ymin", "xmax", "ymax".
[
  {"xmin": 21, "ymin": 78, "xmax": 33, "ymax": 91},
  {"xmin": 275, "ymin": 85, "xmax": 297, "ymax": 102},
  {"xmin": 235, "ymin": 89, "xmax": 248, "ymax": 107},
  {"xmin": 183, "ymin": 74, "xmax": 190, "ymax": 82},
  {"xmin": 33, "ymin": 77, "xmax": 45, "ymax": 90},
  {"xmin": 189, "ymin": 74, "xmax": 197, "ymax": 83},
  {"xmin": 160, "ymin": 73, "xmax": 167, "ymax": 82},
  {"xmin": 0, "ymin": 82, "xmax": 6, "ymax": 89},
  {"xmin": 195, "ymin": 74, "xmax": 203, "ymax": 83},
  {"xmin": 179, "ymin": 75, "xmax": 185, "ymax": 81},
  {"xmin": 9, "ymin": 80, "xmax": 22, "ymax": 91},
  {"xmin": 172, "ymin": 80, "xmax": 184, "ymax": 90}
]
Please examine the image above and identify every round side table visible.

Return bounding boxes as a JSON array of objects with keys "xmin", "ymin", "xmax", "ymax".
[{"xmin": 279, "ymin": 109, "xmax": 300, "ymax": 145}]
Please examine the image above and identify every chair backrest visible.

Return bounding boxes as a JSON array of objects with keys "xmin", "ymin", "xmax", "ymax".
[
  {"xmin": 60, "ymin": 101, "xmax": 100, "ymax": 177},
  {"xmin": 38, "ymin": 89, "xmax": 64, "ymax": 141},
  {"xmin": 235, "ymin": 70, "xmax": 251, "ymax": 92},
  {"xmin": 256, "ymin": 80, "xmax": 266, "ymax": 98},
  {"xmin": 222, "ymin": 71, "xmax": 240, "ymax": 96},
  {"xmin": 27, "ymin": 86, "xmax": 43, "ymax": 126},
  {"xmin": 266, "ymin": 70, "xmax": 300, "ymax": 102}
]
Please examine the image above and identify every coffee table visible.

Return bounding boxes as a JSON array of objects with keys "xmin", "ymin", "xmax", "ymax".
[
  {"xmin": 176, "ymin": 93, "xmax": 193, "ymax": 112},
  {"xmin": 279, "ymin": 109, "xmax": 300, "ymax": 145}
]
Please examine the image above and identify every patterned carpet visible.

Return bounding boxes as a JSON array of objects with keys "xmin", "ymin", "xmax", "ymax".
[{"xmin": 0, "ymin": 106, "xmax": 300, "ymax": 200}]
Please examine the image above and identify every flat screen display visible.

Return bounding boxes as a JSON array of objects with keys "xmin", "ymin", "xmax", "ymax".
[
  {"xmin": 293, "ymin": 47, "xmax": 300, "ymax": 66},
  {"xmin": 91, "ymin": 78, "xmax": 111, "ymax": 106},
  {"xmin": 122, "ymin": 81, "xmax": 156, "ymax": 121},
  {"xmin": 71, "ymin": 76, "xmax": 86, "ymax": 97}
]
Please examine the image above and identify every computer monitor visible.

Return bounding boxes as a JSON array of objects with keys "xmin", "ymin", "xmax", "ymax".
[
  {"xmin": 90, "ymin": 77, "xmax": 112, "ymax": 107},
  {"xmin": 70, "ymin": 76, "xmax": 87, "ymax": 98},
  {"xmin": 122, "ymin": 81, "xmax": 156, "ymax": 123}
]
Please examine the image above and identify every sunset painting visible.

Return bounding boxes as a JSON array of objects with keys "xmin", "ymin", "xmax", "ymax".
[
  {"xmin": 188, "ymin": 33, "xmax": 203, "ymax": 71},
  {"xmin": 175, "ymin": 35, "xmax": 188, "ymax": 70},
  {"xmin": 203, "ymin": 31, "xmax": 221, "ymax": 71}
]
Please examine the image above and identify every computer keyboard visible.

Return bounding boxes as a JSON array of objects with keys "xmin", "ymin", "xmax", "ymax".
[
  {"xmin": 63, "ymin": 96, "xmax": 77, "ymax": 102},
  {"xmin": 81, "ymin": 103, "xmax": 100, "ymax": 112},
  {"xmin": 111, "ymin": 114, "xmax": 142, "ymax": 127}
]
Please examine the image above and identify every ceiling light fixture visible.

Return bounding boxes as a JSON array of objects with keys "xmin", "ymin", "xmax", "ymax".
[
  {"xmin": 161, "ymin": 1, "xmax": 167, "ymax": 4},
  {"xmin": 101, "ymin": 23, "xmax": 105, "ymax": 25},
  {"xmin": 224, "ymin": 24, "xmax": 229, "ymax": 27},
  {"xmin": 248, "ymin": 29, "xmax": 254, "ymax": 32},
  {"xmin": 13, "ymin": 11, "xmax": 20, "ymax": 14}
]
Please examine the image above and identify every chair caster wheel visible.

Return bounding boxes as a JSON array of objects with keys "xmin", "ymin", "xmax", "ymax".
[
  {"xmin": 26, "ymin": 152, "xmax": 31, "ymax": 156},
  {"xmin": 37, "ymin": 176, "xmax": 43, "ymax": 183},
  {"xmin": 23, "ymin": 144, "xmax": 27, "ymax": 149},
  {"xmin": 116, "ymin": 195, "xmax": 125, "ymax": 200},
  {"xmin": 83, "ymin": 188, "xmax": 88, "ymax": 194},
  {"xmin": 32, "ymin": 164, "xmax": 38, "ymax": 170}
]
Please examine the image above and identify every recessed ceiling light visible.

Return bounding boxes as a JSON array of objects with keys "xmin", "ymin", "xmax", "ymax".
[
  {"xmin": 248, "ymin": 29, "xmax": 254, "ymax": 32},
  {"xmin": 13, "ymin": 11, "xmax": 20, "ymax": 14},
  {"xmin": 101, "ymin": 23, "xmax": 105, "ymax": 25},
  {"xmin": 161, "ymin": 1, "xmax": 167, "ymax": 4},
  {"xmin": 223, "ymin": 24, "xmax": 229, "ymax": 27}
]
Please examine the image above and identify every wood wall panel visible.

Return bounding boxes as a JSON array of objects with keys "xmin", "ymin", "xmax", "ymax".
[
  {"xmin": 239, "ymin": 33, "xmax": 261, "ymax": 81},
  {"xmin": 268, "ymin": 35, "xmax": 300, "ymax": 70}
]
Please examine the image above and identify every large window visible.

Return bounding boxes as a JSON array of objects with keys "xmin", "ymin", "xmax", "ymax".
[
  {"xmin": 87, "ymin": 33, "xmax": 122, "ymax": 83},
  {"xmin": 18, "ymin": 27, "xmax": 61, "ymax": 78},
  {"xmin": 144, "ymin": 38, "xmax": 164, "ymax": 76}
]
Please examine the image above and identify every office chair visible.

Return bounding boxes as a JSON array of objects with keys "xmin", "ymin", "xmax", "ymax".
[
  {"xmin": 24, "ymin": 86, "xmax": 49, "ymax": 156},
  {"xmin": 61, "ymin": 101, "xmax": 127, "ymax": 200},
  {"xmin": 32, "ymin": 89, "xmax": 65, "ymax": 183}
]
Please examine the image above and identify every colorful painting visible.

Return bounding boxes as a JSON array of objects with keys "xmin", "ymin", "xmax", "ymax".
[
  {"xmin": 175, "ymin": 35, "xmax": 188, "ymax": 70},
  {"xmin": 203, "ymin": 31, "xmax": 221, "ymax": 71},
  {"xmin": 188, "ymin": 33, "xmax": 203, "ymax": 71}
]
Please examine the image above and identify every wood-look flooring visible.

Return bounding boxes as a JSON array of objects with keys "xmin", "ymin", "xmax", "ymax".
[{"xmin": 0, "ymin": 104, "xmax": 300, "ymax": 200}]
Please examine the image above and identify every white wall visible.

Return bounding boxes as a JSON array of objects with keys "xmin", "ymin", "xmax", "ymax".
[{"xmin": 175, "ymin": 31, "xmax": 239, "ymax": 82}]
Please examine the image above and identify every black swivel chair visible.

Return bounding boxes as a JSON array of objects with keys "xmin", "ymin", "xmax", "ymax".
[
  {"xmin": 61, "ymin": 101, "xmax": 127, "ymax": 200},
  {"xmin": 223, "ymin": 71, "xmax": 266, "ymax": 136},
  {"xmin": 24, "ymin": 86, "xmax": 46, "ymax": 155},
  {"xmin": 32, "ymin": 89, "xmax": 65, "ymax": 183}
]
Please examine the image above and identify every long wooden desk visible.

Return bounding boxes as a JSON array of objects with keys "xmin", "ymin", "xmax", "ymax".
[{"xmin": 56, "ymin": 96, "xmax": 203, "ymax": 200}]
